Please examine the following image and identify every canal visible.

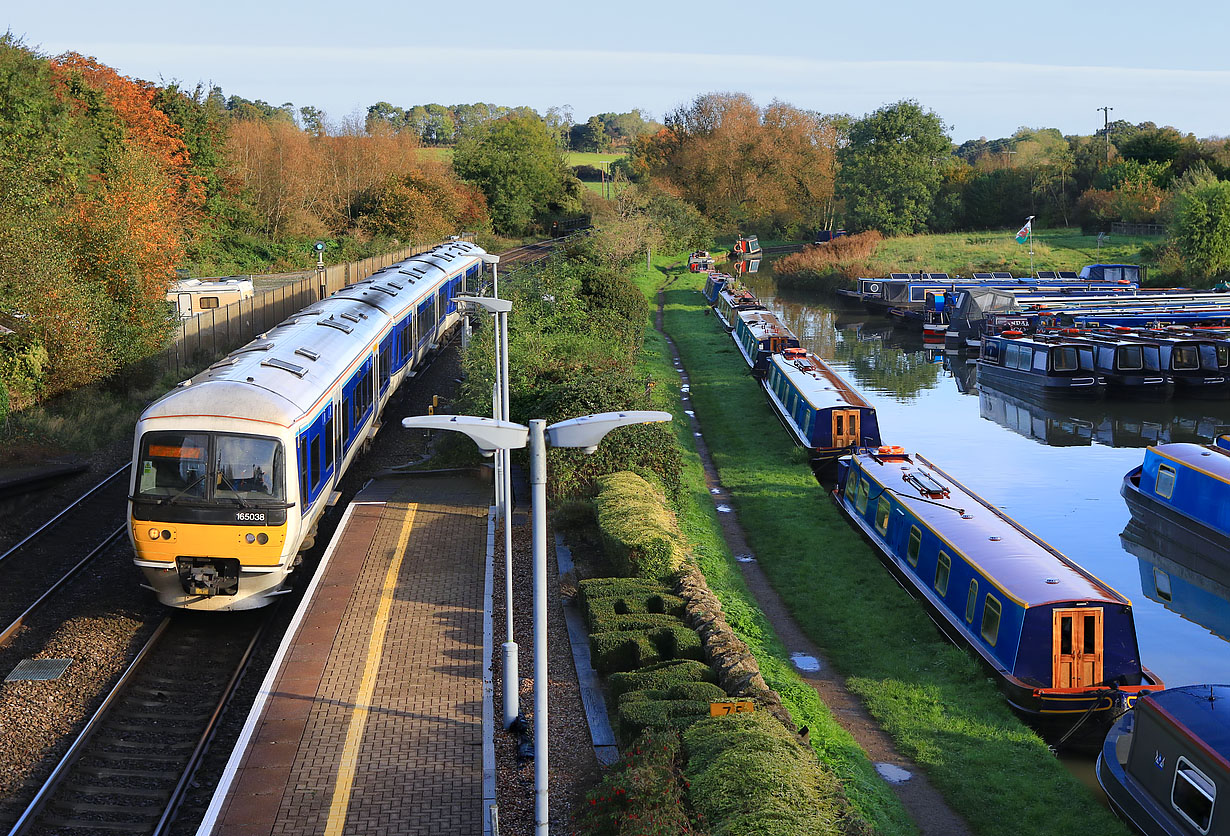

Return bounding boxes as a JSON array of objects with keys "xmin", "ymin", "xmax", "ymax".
[{"xmin": 739, "ymin": 261, "xmax": 1230, "ymax": 691}]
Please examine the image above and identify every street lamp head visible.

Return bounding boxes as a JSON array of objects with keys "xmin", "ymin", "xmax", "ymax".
[
  {"xmin": 545, "ymin": 410, "xmax": 672, "ymax": 454},
  {"xmin": 477, "ymin": 254, "xmax": 501, "ymax": 265},
  {"xmin": 401, "ymin": 414, "xmax": 528, "ymax": 456},
  {"xmin": 454, "ymin": 295, "xmax": 512, "ymax": 314}
]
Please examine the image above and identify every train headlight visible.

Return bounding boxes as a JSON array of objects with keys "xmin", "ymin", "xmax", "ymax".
[
  {"xmin": 257, "ymin": 533, "xmax": 269, "ymax": 545},
  {"xmin": 161, "ymin": 530, "xmax": 172, "ymax": 540},
  {"xmin": 148, "ymin": 528, "xmax": 159, "ymax": 540},
  {"xmin": 245, "ymin": 533, "xmax": 256, "ymax": 544}
]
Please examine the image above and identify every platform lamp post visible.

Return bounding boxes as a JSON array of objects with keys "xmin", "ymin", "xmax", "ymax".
[
  {"xmin": 401, "ymin": 410, "xmax": 672, "ymax": 836},
  {"xmin": 453, "ymin": 294, "xmax": 519, "ymax": 725}
]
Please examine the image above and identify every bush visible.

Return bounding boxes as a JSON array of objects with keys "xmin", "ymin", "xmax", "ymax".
[
  {"xmin": 618, "ymin": 698, "xmax": 712, "ymax": 740},
  {"xmin": 590, "ymin": 625, "xmax": 705, "ymax": 674},
  {"xmin": 589, "ymin": 612, "xmax": 690, "ymax": 635},
  {"xmin": 579, "ymin": 576, "xmax": 671, "ymax": 603},
  {"xmin": 773, "ymin": 231, "xmax": 883, "ymax": 290},
  {"xmin": 571, "ymin": 728, "xmax": 699, "ymax": 835},
  {"xmin": 1170, "ymin": 180, "xmax": 1230, "ymax": 279},
  {"xmin": 666, "ymin": 681, "xmax": 729, "ymax": 702},
  {"xmin": 594, "ymin": 471, "xmax": 689, "ymax": 579},
  {"xmin": 609, "ymin": 659, "xmax": 718, "ymax": 698},
  {"xmin": 684, "ymin": 713, "xmax": 847, "ymax": 836}
]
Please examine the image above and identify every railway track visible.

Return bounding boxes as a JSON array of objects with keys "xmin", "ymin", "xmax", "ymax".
[
  {"xmin": 5, "ymin": 610, "xmax": 270, "ymax": 836},
  {"xmin": 0, "ymin": 466, "xmax": 131, "ymax": 646}
]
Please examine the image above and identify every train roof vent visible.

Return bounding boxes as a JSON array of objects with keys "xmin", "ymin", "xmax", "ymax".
[
  {"xmin": 232, "ymin": 342, "xmax": 274, "ymax": 355},
  {"xmin": 386, "ymin": 280, "xmax": 404, "ymax": 290},
  {"xmin": 903, "ymin": 469, "xmax": 950, "ymax": 499},
  {"xmin": 260, "ymin": 357, "xmax": 308, "ymax": 378},
  {"xmin": 318, "ymin": 317, "xmax": 353, "ymax": 334},
  {"xmin": 370, "ymin": 284, "xmax": 399, "ymax": 297},
  {"xmin": 295, "ymin": 347, "xmax": 320, "ymax": 361},
  {"xmin": 209, "ymin": 358, "xmax": 236, "ymax": 370},
  {"xmin": 339, "ymin": 311, "xmax": 366, "ymax": 323}
]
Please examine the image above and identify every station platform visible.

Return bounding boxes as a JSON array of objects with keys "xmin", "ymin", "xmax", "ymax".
[{"xmin": 197, "ymin": 473, "xmax": 494, "ymax": 836}]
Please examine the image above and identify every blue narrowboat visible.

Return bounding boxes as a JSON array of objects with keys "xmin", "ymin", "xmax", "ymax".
[
  {"xmin": 835, "ymin": 448, "xmax": 1162, "ymax": 746},
  {"xmin": 978, "ymin": 332, "xmax": 1104, "ymax": 397},
  {"xmin": 1098, "ymin": 684, "xmax": 1230, "ymax": 836},
  {"xmin": 763, "ymin": 348, "xmax": 881, "ymax": 467},
  {"xmin": 714, "ymin": 284, "xmax": 764, "ymax": 332},
  {"xmin": 1074, "ymin": 332, "xmax": 1170, "ymax": 396},
  {"xmin": 1122, "ymin": 519, "xmax": 1230, "ymax": 644},
  {"xmin": 1122, "ymin": 442, "xmax": 1230, "ymax": 572},
  {"xmin": 702, "ymin": 271, "xmax": 734, "ymax": 306},
  {"xmin": 732, "ymin": 308, "xmax": 800, "ymax": 377},
  {"xmin": 1114, "ymin": 331, "xmax": 1230, "ymax": 395}
]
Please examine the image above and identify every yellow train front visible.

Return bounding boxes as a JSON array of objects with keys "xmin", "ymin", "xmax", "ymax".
[{"xmin": 129, "ymin": 241, "xmax": 483, "ymax": 610}]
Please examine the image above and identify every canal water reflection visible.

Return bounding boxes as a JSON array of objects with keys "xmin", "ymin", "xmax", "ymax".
[{"xmin": 740, "ymin": 262, "xmax": 1230, "ymax": 689}]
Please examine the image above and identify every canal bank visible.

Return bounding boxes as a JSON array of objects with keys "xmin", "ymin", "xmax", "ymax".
[{"xmin": 649, "ymin": 258, "xmax": 1129, "ymax": 836}]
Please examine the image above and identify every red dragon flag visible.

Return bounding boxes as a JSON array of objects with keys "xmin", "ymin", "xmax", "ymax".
[{"xmin": 1015, "ymin": 216, "xmax": 1034, "ymax": 244}]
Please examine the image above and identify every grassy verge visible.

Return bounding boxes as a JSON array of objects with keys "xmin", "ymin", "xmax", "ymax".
[
  {"xmin": 653, "ymin": 263, "xmax": 1130, "ymax": 836},
  {"xmin": 628, "ymin": 255, "xmax": 916, "ymax": 836}
]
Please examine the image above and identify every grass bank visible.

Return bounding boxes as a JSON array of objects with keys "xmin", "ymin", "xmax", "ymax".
[
  {"xmin": 654, "ymin": 263, "xmax": 1129, "ymax": 836},
  {"xmin": 628, "ymin": 256, "xmax": 916, "ymax": 836},
  {"xmin": 777, "ymin": 227, "xmax": 1160, "ymax": 289}
]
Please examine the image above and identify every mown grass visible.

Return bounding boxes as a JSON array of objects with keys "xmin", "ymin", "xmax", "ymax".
[
  {"xmin": 566, "ymin": 151, "xmax": 627, "ymax": 167},
  {"xmin": 655, "ymin": 264, "xmax": 1130, "ymax": 836},
  {"xmin": 628, "ymin": 256, "xmax": 917, "ymax": 836}
]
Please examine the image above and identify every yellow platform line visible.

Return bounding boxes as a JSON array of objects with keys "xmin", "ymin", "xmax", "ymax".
[{"xmin": 324, "ymin": 503, "xmax": 418, "ymax": 836}]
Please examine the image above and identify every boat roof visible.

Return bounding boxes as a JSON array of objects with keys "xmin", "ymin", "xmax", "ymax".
[
  {"xmin": 719, "ymin": 286, "xmax": 759, "ymax": 305},
  {"xmin": 736, "ymin": 309, "xmax": 797, "ymax": 341},
  {"xmin": 1149, "ymin": 442, "xmax": 1230, "ymax": 481},
  {"xmin": 853, "ymin": 450, "xmax": 1129, "ymax": 608},
  {"xmin": 771, "ymin": 351, "xmax": 871, "ymax": 409},
  {"xmin": 1143, "ymin": 685, "xmax": 1230, "ymax": 767}
]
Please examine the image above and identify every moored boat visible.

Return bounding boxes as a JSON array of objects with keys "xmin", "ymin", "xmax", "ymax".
[
  {"xmin": 1098, "ymin": 684, "xmax": 1230, "ymax": 836},
  {"xmin": 763, "ymin": 348, "xmax": 881, "ymax": 467},
  {"xmin": 834, "ymin": 448, "xmax": 1162, "ymax": 747},
  {"xmin": 702, "ymin": 271, "xmax": 734, "ymax": 305},
  {"xmin": 732, "ymin": 308, "xmax": 800, "ymax": 377},
  {"xmin": 978, "ymin": 332, "xmax": 1105, "ymax": 397},
  {"xmin": 714, "ymin": 284, "xmax": 764, "ymax": 332},
  {"xmin": 688, "ymin": 250, "xmax": 716, "ymax": 273}
]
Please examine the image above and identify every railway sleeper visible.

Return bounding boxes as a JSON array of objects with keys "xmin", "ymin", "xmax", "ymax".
[
  {"xmin": 77, "ymin": 765, "xmax": 172, "ymax": 779},
  {"xmin": 50, "ymin": 801, "xmax": 161, "ymax": 815},
  {"xmin": 42, "ymin": 814, "xmax": 160, "ymax": 829},
  {"xmin": 96, "ymin": 736, "xmax": 195, "ymax": 750},
  {"xmin": 65, "ymin": 784, "xmax": 170, "ymax": 799},
  {"xmin": 90, "ymin": 749, "xmax": 185, "ymax": 763},
  {"xmin": 104, "ymin": 719, "xmax": 202, "ymax": 733}
]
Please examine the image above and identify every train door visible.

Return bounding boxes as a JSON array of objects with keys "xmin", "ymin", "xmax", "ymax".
[
  {"xmin": 1052, "ymin": 608, "xmax": 1103, "ymax": 687},
  {"xmin": 832, "ymin": 409, "xmax": 860, "ymax": 448}
]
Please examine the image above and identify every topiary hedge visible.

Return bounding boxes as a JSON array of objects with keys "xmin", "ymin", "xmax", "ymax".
[
  {"xmin": 590, "ymin": 625, "xmax": 705, "ymax": 674},
  {"xmin": 617, "ymin": 697, "xmax": 712, "ymax": 740},
  {"xmin": 571, "ymin": 728, "xmax": 700, "ymax": 835},
  {"xmin": 594, "ymin": 471, "xmax": 689, "ymax": 579},
  {"xmin": 608, "ymin": 659, "xmax": 718, "ymax": 699}
]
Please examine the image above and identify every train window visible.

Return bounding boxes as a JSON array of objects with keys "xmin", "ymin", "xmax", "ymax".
[
  {"xmin": 934, "ymin": 552, "xmax": 951, "ymax": 596},
  {"xmin": 309, "ymin": 436, "xmax": 321, "ymax": 489},
  {"xmin": 1117, "ymin": 345, "xmax": 1144, "ymax": 371},
  {"xmin": 199, "ymin": 296, "xmax": 220, "ymax": 309},
  {"xmin": 324, "ymin": 412, "xmax": 335, "ymax": 471},
  {"xmin": 1172, "ymin": 756, "xmax": 1216, "ymax": 834},
  {"xmin": 215, "ymin": 435, "xmax": 284, "ymax": 500},
  {"xmin": 965, "ymin": 580, "xmax": 978, "ymax": 623},
  {"xmin": 856, "ymin": 478, "xmax": 870, "ymax": 515},
  {"xmin": 875, "ymin": 497, "xmax": 890, "ymax": 534},
  {"xmin": 906, "ymin": 526, "xmax": 921, "ymax": 566},
  {"xmin": 1156, "ymin": 464, "xmax": 1176, "ymax": 499},
  {"xmin": 981, "ymin": 595, "xmax": 1001, "ymax": 645},
  {"xmin": 299, "ymin": 440, "xmax": 309, "ymax": 501},
  {"xmin": 137, "ymin": 432, "xmax": 210, "ymax": 497}
]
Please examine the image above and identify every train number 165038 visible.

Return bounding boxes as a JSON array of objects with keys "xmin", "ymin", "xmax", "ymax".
[{"xmin": 236, "ymin": 512, "xmax": 267, "ymax": 522}]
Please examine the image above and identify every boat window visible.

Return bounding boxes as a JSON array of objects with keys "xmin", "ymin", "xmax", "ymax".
[
  {"xmin": 1031, "ymin": 349, "xmax": 1048, "ymax": 371},
  {"xmin": 1005, "ymin": 344, "xmax": 1019, "ymax": 368},
  {"xmin": 934, "ymin": 552, "xmax": 951, "ymax": 596},
  {"xmin": 1201, "ymin": 344, "xmax": 1219, "ymax": 369},
  {"xmin": 1083, "ymin": 614, "xmax": 1098, "ymax": 654},
  {"xmin": 1060, "ymin": 614, "xmax": 1073, "ymax": 655},
  {"xmin": 906, "ymin": 526, "xmax": 921, "ymax": 566},
  {"xmin": 1052, "ymin": 346, "xmax": 1079, "ymax": 371},
  {"xmin": 1175, "ymin": 345, "xmax": 1200, "ymax": 370},
  {"xmin": 1155, "ymin": 568, "xmax": 1173, "ymax": 602},
  {"xmin": 1080, "ymin": 348, "xmax": 1094, "ymax": 370},
  {"xmin": 1145, "ymin": 345, "xmax": 1161, "ymax": 371},
  {"xmin": 1219, "ymin": 345, "xmax": 1230, "ymax": 369},
  {"xmin": 981, "ymin": 595, "xmax": 1001, "ymax": 645},
  {"xmin": 1014, "ymin": 347, "xmax": 1031, "ymax": 370},
  {"xmin": 1117, "ymin": 344, "xmax": 1144, "ymax": 371},
  {"xmin": 847, "ymin": 474, "xmax": 862, "ymax": 510},
  {"xmin": 875, "ymin": 496, "xmax": 890, "ymax": 534},
  {"xmin": 835, "ymin": 414, "xmax": 844, "ymax": 435},
  {"xmin": 965, "ymin": 579, "xmax": 978, "ymax": 623},
  {"xmin": 1156, "ymin": 464, "xmax": 1177, "ymax": 499},
  {"xmin": 856, "ymin": 478, "xmax": 870, "ymax": 515},
  {"xmin": 1172, "ymin": 756, "xmax": 1216, "ymax": 834}
]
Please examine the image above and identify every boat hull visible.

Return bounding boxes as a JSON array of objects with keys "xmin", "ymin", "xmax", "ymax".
[
  {"xmin": 1121, "ymin": 468, "xmax": 1230, "ymax": 572},
  {"xmin": 1097, "ymin": 711, "xmax": 1186, "ymax": 836}
]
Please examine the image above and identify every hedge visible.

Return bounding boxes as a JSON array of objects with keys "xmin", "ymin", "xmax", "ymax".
[
  {"xmin": 590, "ymin": 625, "xmax": 705, "ymax": 674},
  {"xmin": 583, "ymin": 591, "xmax": 687, "ymax": 632},
  {"xmin": 594, "ymin": 471, "xmax": 689, "ymax": 579},
  {"xmin": 618, "ymin": 698, "xmax": 713, "ymax": 740},
  {"xmin": 608, "ymin": 659, "xmax": 718, "ymax": 699},
  {"xmin": 571, "ymin": 728, "xmax": 699, "ymax": 835}
]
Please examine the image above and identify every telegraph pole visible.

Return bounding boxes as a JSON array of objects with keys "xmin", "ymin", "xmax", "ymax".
[{"xmin": 1097, "ymin": 106, "xmax": 1114, "ymax": 162}]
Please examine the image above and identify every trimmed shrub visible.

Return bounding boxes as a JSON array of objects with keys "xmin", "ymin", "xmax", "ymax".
[
  {"xmin": 594, "ymin": 471, "xmax": 688, "ymax": 579},
  {"xmin": 589, "ymin": 612, "xmax": 689, "ymax": 635},
  {"xmin": 618, "ymin": 698, "xmax": 711, "ymax": 740},
  {"xmin": 591, "ymin": 626, "xmax": 706, "ymax": 674},
  {"xmin": 584, "ymin": 591, "xmax": 687, "ymax": 632},
  {"xmin": 684, "ymin": 713, "xmax": 847, "ymax": 836},
  {"xmin": 571, "ymin": 728, "xmax": 699, "ymax": 835},
  {"xmin": 666, "ymin": 681, "xmax": 728, "ymax": 702},
  {"xmin": 609, "ymin": 659, "xmax": 717, "ymax": 698},
  {"xmin": 579, "ymin": 576, "xmax": 670, "ymax": 602}
]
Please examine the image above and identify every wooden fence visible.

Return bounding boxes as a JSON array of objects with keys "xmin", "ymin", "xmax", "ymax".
[{"xmin": 160, "ymin": 244, "xmax": 430, "ymax": 377}]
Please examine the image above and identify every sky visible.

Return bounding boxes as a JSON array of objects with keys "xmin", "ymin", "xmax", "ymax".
[{"xmin": 7, "ymin": 0, "xmax": 1230, "ymax": 143}]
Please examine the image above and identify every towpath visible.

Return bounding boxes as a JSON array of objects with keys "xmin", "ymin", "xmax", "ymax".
[{"xmin": 655, "ymin": 283, "xmax": 973, "ymax": 836}]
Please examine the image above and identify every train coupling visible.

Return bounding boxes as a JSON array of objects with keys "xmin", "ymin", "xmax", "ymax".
[{"xmin": 176, "ymin": 557, "xmax": 240, "ymax": 597}]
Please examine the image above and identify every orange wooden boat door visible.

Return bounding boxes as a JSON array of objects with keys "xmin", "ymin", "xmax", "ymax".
[
  {"xmin": 1053, "ymin": 608, "xmax": 1103, "ymax": 688},
  {"xmin": 768, "ymin": 337, "xmax": 785, "ymax": 355},
  {"xmin": 833, "ymin": 409, "xmax": 860, "ymax": 448}
]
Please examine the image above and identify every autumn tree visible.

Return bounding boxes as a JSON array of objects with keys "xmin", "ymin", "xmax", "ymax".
[{"xmin": 837, "ymin": 99, "xmax": 951, "ymax": 235}]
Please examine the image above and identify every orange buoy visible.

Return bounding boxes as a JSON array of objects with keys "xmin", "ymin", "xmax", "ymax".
[{"xmin": 877, "ymin": 445, "xmax": 906, "ymax": 455}]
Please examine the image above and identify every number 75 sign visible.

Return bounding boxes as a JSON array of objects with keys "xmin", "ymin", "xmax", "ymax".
[{"xmin": 709, "ymin": 699, "xmax": 755, "ymax": 716}]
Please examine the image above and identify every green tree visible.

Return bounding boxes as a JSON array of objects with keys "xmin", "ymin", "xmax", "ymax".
[
  {"xmin": 837, "ymin": 99, "xmax": 951, "ymax": 234},
  {"xmin": 570, "ymin": 116, "xmax": 609, "ymax": 152},
  {"xmin": 1170, "ymin": 180, "xmax": 1230, "ymax": 279},
  {"xmin": 454, "ymin": 115, "xmax": 580, "ymax": 234}
]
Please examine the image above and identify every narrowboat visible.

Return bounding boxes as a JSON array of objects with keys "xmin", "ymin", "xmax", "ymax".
[
  {"xmin": 763, "ymin": 348, "xmax": 881, "ymax": 468},
  {"xmin": 1122, "ymin": 442, "xmax": 1230, "ymax": 572},
  {"xmin": 688, "ymin": 250, "xmax": 716, "ymax": 273},
  {"xmin": 978, "ymin": 332, "xmax": 1104, "ymax": 397},
  {"xmin": 1073, "ymin": 332, "xmax": 1170, "ymax": 396},
  {"xmin": 702, "ymin": 271, "xmax": 733, "ymax": 306},
  {"xmin": 732, "ymin": 234, "xmax": 762, "ymax": 256},
  {"xmin": 1123, "ymin": 519, "xmax": 1230, "ymax": 644},
  {"xmin": 732, "ymin": 308, "xmax": 800, "ymax": 377},
  {"xmin": 1098, "ymin": 684, "xmax": 1230, "ymax": 836},
  {"xmin": 835, "ymin": 448, "xmax": 1162, "ymax": 746},
  {"xmin": 714, "ymin": 284, "xmax": 764, "ymax": 332},
  {"xmin": 1114, "ymin": 331, "xmax": 1230, "ymax": 396}
]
